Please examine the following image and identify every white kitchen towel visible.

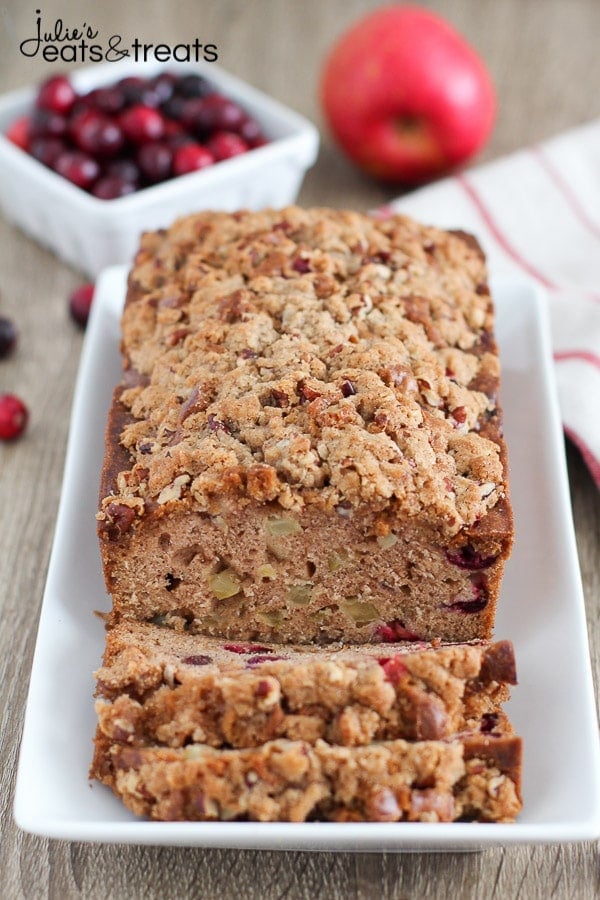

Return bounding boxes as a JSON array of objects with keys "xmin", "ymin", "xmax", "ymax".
[{"xmin": 382, "ymin": 119, "xmax": 600, "ymax": 489}]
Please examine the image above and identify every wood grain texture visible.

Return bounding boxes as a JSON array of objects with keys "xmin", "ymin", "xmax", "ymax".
[{"xmin": 0, "ymin": 1, "xmax": 598, "ymax": 897}]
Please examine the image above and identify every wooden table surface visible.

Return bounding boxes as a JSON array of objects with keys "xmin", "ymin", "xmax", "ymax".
[{"xmin": 1, "ymin": 1, "xmax": 599, "ymax": 897}]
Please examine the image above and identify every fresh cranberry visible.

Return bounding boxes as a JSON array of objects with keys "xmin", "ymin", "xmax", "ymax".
[
  {"xmin": 133, "ymin": 85, "xmax": 162, "ymax": 108},
  {"xmin": 5, "ymin": 116, "xmax": 30, "ymax": 150},
  {"xmin": 0, "ymin": 394, "xmax": 28, "ymax": 440},
  {"xmin": 173, "ymin": 143, "xmax": 214, "ymax": 175},
  {"xmin": 137, "ymin": 142, "xmax": 172, "ymax": 182},
  {"xmin": 92, "ymin": 175, "xmax": 137, "ymax": 200},
  {"xmin": 175, "ymin": 73, "xmax": 210, "ymax": 98},
  {"xmin": 29, "ymin": 137, "xmax": 66, "ymax": 168},
  {"xmin": 181, "ymin": 97, "xmax": 213, "ymax": 134},
  {"xmin": 163, "ymin": 118, "xmax": 186, "ymax": 137},
  {"xmin": 78, "ymin": 89, "xmax": 100, "ymax": 107},
  {"xmin": 36, "ymin": 75, "xmax": 76, "ymax": 116},
  {"xmin": 0, "ymin": 317, "xmax": 18, "ymax": 358},
  {"xmin": 71, "ymin": 110, "xmax": 124, "ymax": 157},
  {"xmin": 375, "ymin": 620, "xmax": 422, "ymax": 642},
  {"xmin": 238, "ymin": 117, "xmax": 266, "ymax": 146},
  {"xmin": 161, "ymin": 95, "xmax": 187, "ymax": 121},
  {"xmin": 69, "ymin": 283, "xmax": 95, "ymax": 327},
  {"xmin": 377, "ymin": 656, "xmax": 409, "ymax": 685},
  {"xmin": 445, "ymin": 546, "xmax": 497, "ymax": 570},
  {"xmin": 54, "ymin": 151, "xmax": 100, "ymax": 189},
  {"xmin": 90, "ymin": 86, "xmax": 126, "ymax": 114},
  {"xmin": 151, "ymin": 73, "xmax": 177, "ymax": 104},
  {"xmin": 165, "ymin": 130, "xmax": 192, "ymax": 150},
  {"xmin": 207, "ymin": 130, "xmax": 249, "ymax": 161},
  {"xmin": 117, "ymin": 76, "xmax": 146, "ymax": 104},
  {"xmin": 163, "ymin": 120, "xmax": 192, "ymax": 149},
  {"xmin": 105, "ymin": 158, "xmax": 140, "ymax": 184},
  {"xmin": 203, "ymin": 95, "xmax": 246, "ymax": 131},
  {"xmin": 68, "ymin": 98, "xmax": 95, "ymax": 121},
  {"xmin": 29, "ymin": 108, "xmax": 68, "ymax": 139},
  {"xmin": 119, "ymin": 105, "xmax": 165, "ymax": 144},
  {"xmin": 183, "ymin": 94, "xmax": 245, "ymax": 136}
]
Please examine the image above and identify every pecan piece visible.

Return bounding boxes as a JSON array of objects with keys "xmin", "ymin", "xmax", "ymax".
[{"xmin": 101, "ymin": 502, "xmax": 136, "ymax": 541}]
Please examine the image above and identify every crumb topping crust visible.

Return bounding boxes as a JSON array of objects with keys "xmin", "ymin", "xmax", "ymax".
[{"xmin": 100, "ymin": 207, "xmax": 506, "ymax": 535}]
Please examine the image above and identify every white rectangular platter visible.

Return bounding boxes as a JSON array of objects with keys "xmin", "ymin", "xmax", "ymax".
[{"xmin": 14, "ymin": 268, "xmax": 600, "ymax": 850}]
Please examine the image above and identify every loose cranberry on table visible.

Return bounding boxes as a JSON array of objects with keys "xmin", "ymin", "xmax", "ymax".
[
  {"xmin": 0, "ymin": 316, "xmax": 18, "ymax": 358},
  {"xmin": 0, "ymin": 393, "xmax": 28, "ymax": 441},
  {"xmin": 69, "ymin": 283, "xmax": 95, "ymax": 327}
]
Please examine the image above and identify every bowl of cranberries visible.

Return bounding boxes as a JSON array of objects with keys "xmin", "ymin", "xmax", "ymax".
[{"xmin": 0, "ymin": 60, "xmax": 318, "ymax": 276}]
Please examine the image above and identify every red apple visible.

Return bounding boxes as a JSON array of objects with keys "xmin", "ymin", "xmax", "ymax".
[{"xmin": 320, "ymin": 5, "xmax": 496, "ymax": 185}]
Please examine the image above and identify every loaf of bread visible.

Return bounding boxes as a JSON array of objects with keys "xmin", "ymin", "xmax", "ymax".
[
  {"xmin": 93, "ymin": 621, "xmax": 517, "ymax": 749},
  {"xmin": 92, "ymin": 731, "xmax": 522, "ymax": 823},
  {"xmin": 97, "ymin": 207, "xmax": 513, "ymax": 644},
  {"xmin": 91, "ymin": 207, "xmax": 522, "ymax": 825}
]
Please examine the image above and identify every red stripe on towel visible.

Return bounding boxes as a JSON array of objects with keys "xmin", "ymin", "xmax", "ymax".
[
  {"xmin": 533, "ymin": 146, "xmax": 600, "ymax": 243},
  {"xmin": 554, "ymin": 350, "xmax": 600, "ymax": 372},
  {"xmin": 456, "ymin": 174, "xmax": 557, "ymax": 289},
  {"xmin": 564, "ymin": 426, "xmax": 600, "ymax": 488}
]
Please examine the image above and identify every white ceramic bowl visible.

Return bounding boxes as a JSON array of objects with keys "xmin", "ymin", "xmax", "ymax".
[{"xmin": 0, "ymin": 59, "xmax": 319, "ymax": 276}]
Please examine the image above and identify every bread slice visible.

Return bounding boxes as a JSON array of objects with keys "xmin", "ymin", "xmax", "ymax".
[
  {"xmin": 93, "ymin": 621, "xmax": 516, "ymax": 749},
  {"xmin": 92, "ymin": 731, "xmax": 522, "ymax": 823}
]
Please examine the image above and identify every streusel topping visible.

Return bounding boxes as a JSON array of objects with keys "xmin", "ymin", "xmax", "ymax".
[{"xmin": 102, "ymin": 207, "xmax": 506, "ymax": 534}]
